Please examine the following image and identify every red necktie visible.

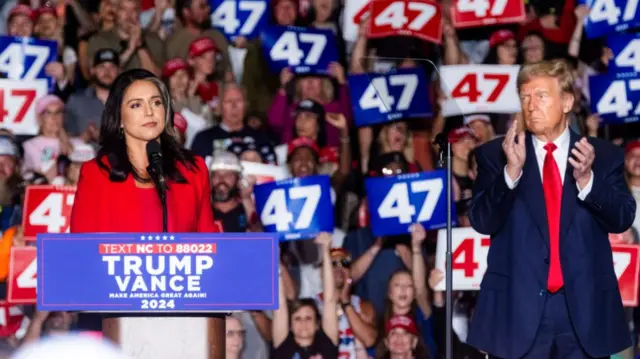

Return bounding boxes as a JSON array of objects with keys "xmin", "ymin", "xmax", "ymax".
[{"xmin": 543, "ymin": 143, "xmax": 563, "ymax": 292}]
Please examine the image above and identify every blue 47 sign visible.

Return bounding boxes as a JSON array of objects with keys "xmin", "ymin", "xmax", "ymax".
[
  {"xmin": 589, "ymin": 73, "xmax": 640, "ymax": 124},
  {"xmin": 607, "ymin": 33, "xmax": 640, "ymax": 73},
  {"xmin": 582, "ymin": 0, "xmax": 640, "ymax": 38},
  {"xmin": 209, "ymin": 0, "xmax": 268, "ymax": 40},
  {"xmin": 261, "ymin": 26, "xmax": 338, "ymax": 75},
  {"xmin": 348, "ymin": 68, "xmax": 432, "ymax": 127},
  {"xmin": 366, "ymin": 170, "xmax": 455, "ymax": 237},
  {"xmin": 0, "ymin": 36, "xmax": 57, "ymax": 90}
]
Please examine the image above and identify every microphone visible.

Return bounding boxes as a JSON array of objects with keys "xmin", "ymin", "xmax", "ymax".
[
  {"xmin": 146, "ymin": 140, "xmax": 167, "ymax": 196},
  {"xmin": 433, "ymin": 133, "xmax": 448, "ymax": 169}
]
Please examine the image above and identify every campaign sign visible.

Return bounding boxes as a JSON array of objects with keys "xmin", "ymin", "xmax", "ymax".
[
  {"xmin": 0, "ymin": 301, "xmax": 24, "ymax": 338},
  {"xmin": 37, "ymin": 233, "xmax": 279, "ymax": 312},
  {"xmin": 589, "ymin": 73, "xmax": 640, "ymax": 124},
  {"xmin": 434, "ymin": 228, "xmax": 640, "ymax": 306},
  {"xmin": 440, "ymin": 64, "xmax": 520, "ymax": 116},
  {"xmin": 22, "ymin": 185, "xmax": 77, "ymax": 239},
  {"xmin": 0, "ymin": 35, "xmax": 58, "ymax": 91},
  {"xmin": 261, "ymin": 26, "xmax": 339, "ymax": 75},
  {"xmin": 365, "ymin": 170, "xmax": 455, "ymax": 237},
  {"xmin": 581, "ymin": 0, "xmax": 640, "ymax": 38},
  {"xmin": 343, "ymin": 0, "xmax": 370, "ymax": 42},
  {"xmin": 368, "ymin": 0, "xmax": 443, "ymax": 44},
  {"xmin": 451, "ymin": 0, "xmax": 525, "ymax": 28},
  {"xmin": 7, "ymin": 247, "xmax": 37, "ymax": 304},
  {"xmin": 0, "ymin": 79, "xmax": 47, "ymax": 135},
  {"xmin": 348, "ymin": 67, "xmax": 432, "ymax": 127},
  {"xmin": 607, "ymin": 33, "xmax": 640, "ymax": 74},
  {"xmin": 209, "ymin": 0, "xmax": 269, "ymax": 40},
  {"xmin": 254, "ymin": 175, "xmax": 334, "ymax": 241}
]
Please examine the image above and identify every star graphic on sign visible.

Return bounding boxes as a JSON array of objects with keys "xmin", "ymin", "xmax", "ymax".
[
  {"xmin": 162, "ymin": 235, "xmax": 167, "ymax": 240},
  {"xmin": 169, "ymin": 235, "xmax": 175, "ymax": 241},
  {"xmin": 140, "ymin": 235, "xmax": 145, "ymax": 240},
  {"xmin": 155, "ymin": 235, "xmax": 160, "ymax": 240}
]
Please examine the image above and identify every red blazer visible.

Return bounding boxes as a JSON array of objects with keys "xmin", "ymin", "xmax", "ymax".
[{"xmin": 70, "ymin": 156, "xmax": 220, "ymax": 234}]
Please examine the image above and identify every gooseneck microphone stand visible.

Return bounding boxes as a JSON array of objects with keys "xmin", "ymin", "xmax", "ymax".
[{"xmin": 434, "ymin": 133, "xmax": 454, "ymax": 359}]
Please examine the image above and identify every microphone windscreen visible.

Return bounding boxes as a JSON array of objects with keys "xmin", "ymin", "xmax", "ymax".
[{"xmin": 146, "ymin": 140, "xmax": 162, "ymax": 157}]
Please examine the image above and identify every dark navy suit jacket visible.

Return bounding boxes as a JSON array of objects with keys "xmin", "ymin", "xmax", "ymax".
[{"xmin": 467, "ymin": 131, "xmax": 636, "ymax": 358}]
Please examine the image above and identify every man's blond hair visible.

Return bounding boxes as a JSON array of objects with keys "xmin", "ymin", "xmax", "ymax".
[{"xmin": 517, "ymin": 59, "xmax": 575, "ymax": 95}]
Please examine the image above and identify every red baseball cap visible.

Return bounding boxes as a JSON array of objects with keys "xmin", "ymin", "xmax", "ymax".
[
  {"xmin": 162, "ymin": 58, "xmax": 189, "ymax": 78},
  {"xmin": 319, "ymin": 146, "xmax": 338, "ymax": 164},
  {"xmin": 173, "ymin": 113, "xmax": 187, "ymax": 134},
  {"xmin": 489, "ymin": 29, "xmax": 515, "ymax": 48},
  {"xmin": 329, "ymin": 248, "xmax": 351, "ymax": 261},
  {"xmin": 9, "ymin": 5, "xmax": 34, "ymax": 21},
  {"xmin": 386, "ymin": 315, "xmax": 418, "ymax": 335},
  {"xmin": 287, "ymin": 137, "xmax": 320, "ymax": 159},
  {"xmin": 625, "ymin": 140, "xmax": 640, "ymax": 154},
  {"xmin": 448, "ymin": 126, "xmax": 477, "ymax": 144},
  {"xmin": 189, "ymin": 37, "xmax": 217, "ymax": 58},
  {"xmin": 36, "ymin": 6, "xmax": 57, "ymax": 18}
]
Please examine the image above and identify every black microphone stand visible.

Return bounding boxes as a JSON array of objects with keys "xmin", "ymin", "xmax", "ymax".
[{"xmin": 434, "ymin": 134, "xmax": 454, "ymax": 359}]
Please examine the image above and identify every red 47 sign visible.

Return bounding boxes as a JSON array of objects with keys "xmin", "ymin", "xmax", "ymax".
[
  {"xmin": 22, "ymin": 185, "xmax": 77, "ymax": 239},
  {"xmin": 611, "ymin": 244, "xmax": 640, "ymax": 307},
  {"xmin": 7, "ymin": 247, "xmax": 37, "ymax": 304},
  {"xmin": 436, "ymin": 229, "xmax": 640, "ymax": 307},
  {"xmin": 0, "ymin": 301, "xmax": 24, "ymax": 337},
  {"xmin": 0, "ymin": 79, "xmax": 47, "ymax": 136},
  {"xmin": 440, "ymin": 64, "xmax": 520, "ymax": 116},
  {"xmin": 368, "ymin": 0, "xmax": 443, "ymax": 44},
  {"xmin": 451, "ymin": 0, "xmax": 525, "ymax": 29}
]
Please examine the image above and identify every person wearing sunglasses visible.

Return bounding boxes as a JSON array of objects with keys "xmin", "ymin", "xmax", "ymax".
[{"xmin": 314, "ymin": 248, "xmax": 377, "ymax": 358}]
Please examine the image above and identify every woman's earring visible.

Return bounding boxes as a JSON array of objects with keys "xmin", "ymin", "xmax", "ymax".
[{"xmin": 119, "ymin": 127, "xmax": 124, "ymax": 138}]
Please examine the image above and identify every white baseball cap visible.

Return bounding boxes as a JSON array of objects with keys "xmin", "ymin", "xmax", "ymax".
[
  {"xmin": 0, "ymin": 136, "xmax": 18, "ymax": 157},
  {"xmin": 69, "ymin": 144, "xmax": 96, "ymax": 163},
  {"xmin": 463, "ymin": 114, "xmax": 491, "ymax": 125}
]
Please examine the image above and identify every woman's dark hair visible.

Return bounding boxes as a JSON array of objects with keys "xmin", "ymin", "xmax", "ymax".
[
  {"xmin": 288, "ymin": 298, "xmax": 322, "ymax": 327},
  {"xmin": 97, "ymin": 69, "xmax": 196, "ymax": 184},
  {"xmin": 292, "ymin": 111, "xmax": 328, "ymax": 149},
  {"xmin": 377, "ymin": 270, "xmax": 422, "ymax": 344}
]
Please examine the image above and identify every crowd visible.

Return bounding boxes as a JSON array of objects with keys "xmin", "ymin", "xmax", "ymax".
[{"xmin": 0, "ymin": 0, "xmax": 639, "ymax": 358}]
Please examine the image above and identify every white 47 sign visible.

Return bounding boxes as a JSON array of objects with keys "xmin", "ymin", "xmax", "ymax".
[{"xmin": 23, "ymin": 185, "xmax": 77, "ymax": 238}]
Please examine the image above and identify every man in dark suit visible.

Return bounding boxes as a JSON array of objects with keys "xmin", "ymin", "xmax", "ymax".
[{"xmin": 467, "ymin": 59, "xmax": 636, "ymax": 359}]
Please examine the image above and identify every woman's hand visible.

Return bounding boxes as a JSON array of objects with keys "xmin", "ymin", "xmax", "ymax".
[
  {"xmin": 315, "ymin": 232, "xmax": 333, "ymax": 253},
  {"xmin": 45, "ymin": 62, "xmax": 65, "ymax": 82},
  {"xmin": 234, "ymin": 36, "xmax": 248, "ymax": 49},
  {"xmin": 328, "ymin": 62, "xmax": 346, "ymax": 85},
  {"xmin": 326, "ymin": 112, "xmax": 348, "ymax": 133},
  {"xmin": 239, "ymin": 175, "xmax": 256, "ymax": 200},
  {"xmin": 280, "ymin": 67, "xmax": 294, "ymax": 87},
  {"xmin": 410, "ymin": 223, "xmax": 426, "ymax": 250}
]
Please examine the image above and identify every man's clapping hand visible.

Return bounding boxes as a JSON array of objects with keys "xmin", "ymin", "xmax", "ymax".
[{"xmin": 503, "ymin": 120, "xmax": 526, "ymax": 181}]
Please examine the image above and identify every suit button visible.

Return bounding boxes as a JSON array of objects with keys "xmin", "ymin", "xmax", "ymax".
[
  {"xmin": 544, "ymin": 258, "xmax": 549, "ymax": 264},
  {"xmin": 539, "ymin": 290, "xmax": 546, "ymax": 296}
]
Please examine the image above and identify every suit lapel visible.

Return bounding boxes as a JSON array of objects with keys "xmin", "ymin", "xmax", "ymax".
[
  {"xmin": 559, "ymin": 130, "xmax": 580, "ymax": 240},
  {"xmin": 520, "ymin": 132, "xmax": 549, "ymax": 248}
]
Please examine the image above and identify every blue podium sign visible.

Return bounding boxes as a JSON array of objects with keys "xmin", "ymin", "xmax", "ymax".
[{"xmin": 37, "ymin": 233, "xmax": 279, "ymax": 312}]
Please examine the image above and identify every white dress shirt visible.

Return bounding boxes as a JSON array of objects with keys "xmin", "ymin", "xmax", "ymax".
[{"xmin": 504, "ymin": 127, "xmax": 594, "ymax": 199}]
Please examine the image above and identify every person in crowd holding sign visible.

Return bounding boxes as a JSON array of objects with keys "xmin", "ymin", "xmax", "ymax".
[
  {"xmin": 375, "ymin": 223, "xmax": 435, "ymax": 358},
  {"xmin": 21, "ymin": 95, "xmax": 83, "ymax": 183},
  {"xmin": 467, "ymin": 59, "xmax": 636, "ymax": 358},
  {"xmin": 272, "ymin": 232, "xmax": 339, "ymax": 359},
  {"xmin": 269, "ymin": 62, "xmax": 352, "ymax": 147},
  {"xmin": 69, "ymin": 69, "xmax": 222, "ymax": 342},
  {"xmin": 314, "ymin": 247, "xmax": 378, "ymax": 358},
  {"xmin": 6, "ymin": 5, "xmax": 34, "ymax": 37}
]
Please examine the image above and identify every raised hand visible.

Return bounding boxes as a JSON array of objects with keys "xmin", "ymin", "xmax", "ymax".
[
  {"xmin": 569, "ymin": 137, "xmax": 595, "ymax": 189},
  {"xmin": 409, "ymin": 223, "xmax": 426, "ymax": 249},
  {"xmin": 315, "ymin": 232, "xmax": 333, "ymax": 253},
  {"xmin": 503, "ymin": 119, "xmax": 526, "ymax": 181}
]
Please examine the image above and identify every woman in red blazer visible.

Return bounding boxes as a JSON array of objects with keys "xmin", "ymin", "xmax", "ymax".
[
  {"xmin": 70, "ymin": 69, "xmax": 219, "ymax": 234},
  {"xmin": 69, "ymin": 70, "xmax": 223, "ymax": 351}
]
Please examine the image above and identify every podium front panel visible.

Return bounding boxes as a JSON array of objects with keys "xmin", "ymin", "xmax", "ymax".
[{"xmin": 103, "ymin": 316, "xmax": 224, "ymax": 359}]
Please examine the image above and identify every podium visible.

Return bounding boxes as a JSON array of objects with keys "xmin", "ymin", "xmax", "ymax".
[
  {"xmin": 102, "ymin": 316, "xmax": 224, "ymax": 358},
  {"xmin": 36, "ymin": 233, "xmax": 279, "ymax": 359}
]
